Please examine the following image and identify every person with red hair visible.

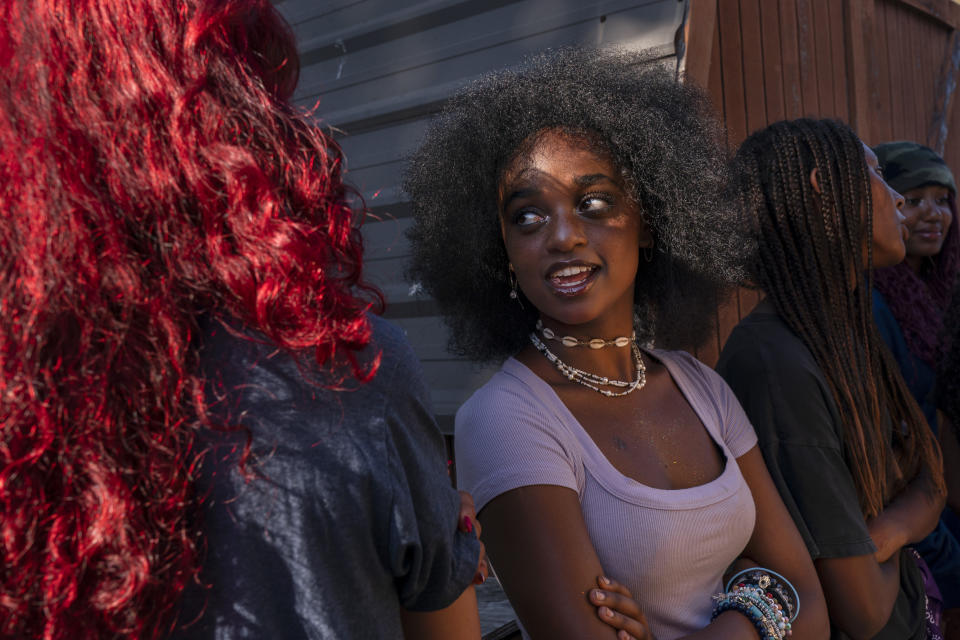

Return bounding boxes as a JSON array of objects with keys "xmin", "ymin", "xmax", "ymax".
[{"xmin": 0, "ymin": 1, "xmax": 489, "ymax": 638}]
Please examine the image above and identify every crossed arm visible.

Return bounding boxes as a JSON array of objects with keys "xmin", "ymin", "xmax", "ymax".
[{"xmin": 475, "ymin": 445, "xmax": 829, "ymax": 639}]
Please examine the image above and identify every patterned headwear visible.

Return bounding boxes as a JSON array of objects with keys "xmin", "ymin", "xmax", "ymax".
[
  {"xmin": 872, "ymin": 141, "xmax": 960, "ymax": 368},
  {"xmin": 873, "ymin": 141, "xmax": 957, "ymax": 195}
]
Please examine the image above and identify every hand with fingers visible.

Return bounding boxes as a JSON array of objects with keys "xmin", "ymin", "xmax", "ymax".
[
  {"xmin": 458, "ymin": 490, "xmax": 489, "ymax": 585},
  {"xmin": 589, "ymin": 575, "xmax": 656, "ymax": 640}
]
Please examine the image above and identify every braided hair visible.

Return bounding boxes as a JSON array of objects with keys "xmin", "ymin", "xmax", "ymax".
[{"xmin": 732, "ymin": 119, "xmax": 943, "ymax": 518}]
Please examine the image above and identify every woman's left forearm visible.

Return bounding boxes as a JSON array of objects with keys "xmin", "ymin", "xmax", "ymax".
[{"xmin": 868, "ymin": 469, "xmax": 945, "ymax": 562}]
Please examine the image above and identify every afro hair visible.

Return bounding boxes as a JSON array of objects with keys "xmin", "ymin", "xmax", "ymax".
[{"xmin": 404, "ymin": 47, "xmax": 747, "ymax": 362}]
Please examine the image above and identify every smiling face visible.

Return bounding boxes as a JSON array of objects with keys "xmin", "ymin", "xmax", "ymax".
[
  {"xmin": 864, "ymin": 143, "xmax": 908, "ymax": 269},
  {"xmin": 498, "ymin": 130, "xmax": 651, "ymax": 332},
  {"xmin": 900, "ymin": 184, "xmax": 953, "ymax": 269}
]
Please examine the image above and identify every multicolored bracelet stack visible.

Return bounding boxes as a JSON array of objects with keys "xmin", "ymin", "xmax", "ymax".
[{"xmin": 710, "ymin": 568, "xmax": 799, "ymax": 639}]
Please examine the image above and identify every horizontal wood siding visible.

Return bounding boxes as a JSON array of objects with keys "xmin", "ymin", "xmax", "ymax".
[{"xmin": 277, "ymin": 0, "xmax": 687, "ymax": 430}]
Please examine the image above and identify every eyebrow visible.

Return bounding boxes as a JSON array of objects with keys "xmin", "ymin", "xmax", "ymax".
[
  {"xmin": 502, "ymin": 187, "xmax": 538, "ymax": 208},
  {"xmin": 501, "ymin": 173, "xmax": 618, "ymax": 208},
  {"xmin": 574, "ymin": 173, "xmax": 616, "ymax": 187}
]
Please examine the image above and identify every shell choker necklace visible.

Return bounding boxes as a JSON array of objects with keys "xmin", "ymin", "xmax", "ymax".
[
  {"xmin": 535, "ymin": 319, "xmax": 634, "ymax": 349},
  {"xmin": 529, "ymin": 331, "xmax": 647, "ymax": 397}
]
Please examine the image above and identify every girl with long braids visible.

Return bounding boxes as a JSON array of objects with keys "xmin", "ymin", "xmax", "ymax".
[
  {"xmin": 0, "ymin": 1, "xmax": 491, "ymax": 638},
  {"xmin": 406, "ymin": 48, "xmax": 829, "ymax": 640},
  {"xmin": 717, "ymin": 119, "xmax": 947, "ymax": 639},
  {"xmin": 870, "ymin": 141, "xmax": 960, "ymax": 633}
]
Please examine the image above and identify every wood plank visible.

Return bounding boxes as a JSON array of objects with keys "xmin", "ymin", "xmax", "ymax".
[
  {"xmin": 845, "ymin": 0, "xmax": 874, "ymax": 141},
  {"xmin": 871, "ymin": 0, "xmax": 894, "ymax": 144},
  {"xmin": 760, "ymin": 0, "xmax": 785, "ymax": 123},
  {"xmin": 779, "ymin": 0, "xmax": 804, "ymax": 119},
  {"xmin": 900, "ymin": 7, "xmax": 930, "ymax": 142},
  {"xmin": 296, "ymin": 0, "xmax": 683, "ymax": 118},
  {"xmin": 929, "ymin": 29, "xmax": 960, "ymax": 153},
  {"xmin": 919, "ymin": 17, "xmax": 940, "ymax": 146},
  {"xmin": 944, "ymin": 54, "xmax": 960, "ymax": 169},
  {"xmin": 683, "ymin": 0, "xmax": 719, "ymax": 91},
  {"xmin": 707, "ymin": 6, "xmax": 726, "ymax": 119},
  {"xmin": 796, "ymin": 0, "xmax": 820, "ymax": 117},
  {"xmin": 900, "ymin": 5, "xmax": 931, "ymax": 142},
  {"xmin": 739, "ymin": 0, "xmax": 767, "ymax": 134},
  {"xmin": 812, "ymin": 0, "xmax": 836, "ymax": 117},
  {"xmin": 897, "ymin": 0, "xmax": 960, "ymax": 30},
  {"xmin": 912, "ymin": 11, "xmax": 931, "ymax": 143},
  {"xmin": 828, "ymin": 0, "xmax": 850, "ymax": 120},
  {"xmin": 885, "ymin": 0, "xmax": 907, "ymax": 141},
  {"xmin": 925, "ymin": 20, "xmax": 950, "ymax": 145},
  {"xmin": 718, "ymin": 0, "xmax": 748, "ymax": 146}
]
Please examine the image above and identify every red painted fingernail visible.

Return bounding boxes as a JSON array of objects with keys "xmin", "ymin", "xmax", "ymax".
[
  {"xmin": 473, "ymin": 572, "xmax": 486, "ymax": 585},
  {"xmin": 463, "ymin": 516, "xmax": 473, "ymax": 533}
]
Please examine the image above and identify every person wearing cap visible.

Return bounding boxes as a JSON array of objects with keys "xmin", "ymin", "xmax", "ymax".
[{"xmin": 873, "ymin": 141, "xmax": 960, "ymax": 632}]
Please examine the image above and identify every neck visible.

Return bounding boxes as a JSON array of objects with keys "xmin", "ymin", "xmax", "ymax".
[
  {"xmin": 904, "ymin": 254, "xmax": 924, "ymax": 274},
  {"xmin": 535, "ymin": 314, "xmax": 639, "ymax": 381}
]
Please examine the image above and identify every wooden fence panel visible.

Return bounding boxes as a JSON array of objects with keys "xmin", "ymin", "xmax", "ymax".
[
  {"xmin": 812, "ymin": 0, "xmax": 837, "ymax": 117},
  {"xmin": 779, "ymin": 0, "xmax": 804, "ymax": 119},
  {"xmin": 740, "ymin": 0, "xmax": 767, "ymax": 135},
  {"xmin": 760, "ymin": 1, "xmax": 786, "ymax": 123},
  {"xmin": 683, "ymin": 0, "xmax": 960, "ymax": 365},
  {"xmin": 828, "ymin": 1, "xmax": 850, "ymax": 119}
]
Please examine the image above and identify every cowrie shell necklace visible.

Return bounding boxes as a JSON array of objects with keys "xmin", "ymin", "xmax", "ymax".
[
  {"xmin": 535, "ymin": 319, "xmax": 634, "ymax": 349},
  {"xmin": 529, "ymin": 332, "xmax": 647, "ymax": 397}
]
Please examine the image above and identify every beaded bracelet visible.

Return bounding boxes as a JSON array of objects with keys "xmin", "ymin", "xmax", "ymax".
[
  {"xmin": 713, "ymin": 568, "xmax": 799, "ymax": 639},
  {"xmin": 726, "ymin": 568, "xmax": 797, "ymax": 620},
  {"xmin": 712, "ymin": 597, "xmax": 782, "ymax": 640},
  {"xmin": 733, "ymin": 589, "xmax": 790, "ymax": 638},
  {"xmin": 734, "ymin": 583, "xmax": 787, "ymax": 621},
  {"xmin": 725, "ymin": 567, "xmax": 799, "ymax": 622}
]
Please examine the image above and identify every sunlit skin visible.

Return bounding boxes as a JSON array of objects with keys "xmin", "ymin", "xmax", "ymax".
[
  {"xmin": 498, "ymin": 129, "xmax": 652, "ymax": 356},
  {"xmin": 900, "ymin": 184, "xmax": 953, "ymax": 273},
  {"xmin": 863, "ymin": 144, "xmax": 908, "ymax": 269}
]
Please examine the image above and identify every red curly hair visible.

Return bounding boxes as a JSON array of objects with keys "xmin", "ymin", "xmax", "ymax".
[{"xmin": 0, "ymin": 1, "xmax": 380, "ymax": 637}]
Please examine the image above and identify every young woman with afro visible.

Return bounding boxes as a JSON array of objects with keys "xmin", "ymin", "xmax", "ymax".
[
  {"xmin": 406, "ymin": 47, "xmax": 829, "ymax": 640},
  {"xmin": 717, "ymin": 119, "xmax": 947, "ymax": 639}
]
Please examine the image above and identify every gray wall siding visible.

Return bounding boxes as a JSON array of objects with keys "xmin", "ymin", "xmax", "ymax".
[{"xmin": 276, "ymin": 0, "xmax": 687, "ymax": 431}]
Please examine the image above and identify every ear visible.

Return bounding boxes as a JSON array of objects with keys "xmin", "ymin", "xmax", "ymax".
[
  {"xmin": 809, "ymin": 168, "xmax": 822, "ymax": 194},
  {"xmin": 638, "ymin": 216, "xmax": 654, "ymax": 248},
  {"xmin": 639, "ymin": 229, "xmax": 654, "ymax": 248}
]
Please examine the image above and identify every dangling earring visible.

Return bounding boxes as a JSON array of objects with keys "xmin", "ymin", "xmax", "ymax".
[
  {"xmin": 642, "ymin": 241, "xmax": 655, "ymax": 263},
  {"xmin": 508, "ymin": 263, "xmax": 523, "ymax": 308}
]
